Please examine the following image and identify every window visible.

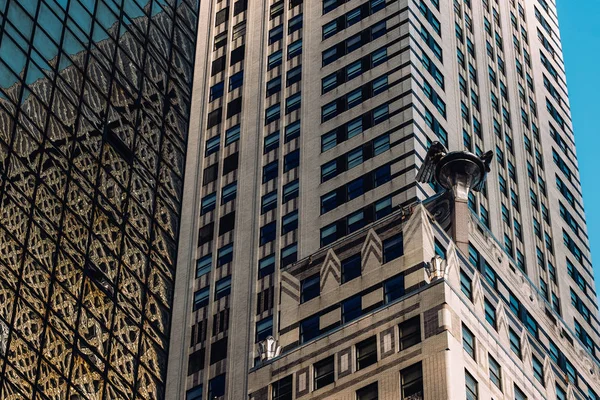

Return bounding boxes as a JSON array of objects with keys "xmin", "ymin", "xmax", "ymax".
[
  {"xmin": 212, "ymin": 56, "xmax": 226, "ymax": 76},
  {"xmin": 301, "ymin": 274, "xmax": 320, "ymax": 303},
  {"xmin": 509, "ymin": 328, "xmax": 521, "ymax": 358},
  {"xmin": 231, "ymin": 21, "xmax": 246, "ymax": 40},
  {"xmin": 287, "ymin": 39, "xmax": 302, "ymax": 59},
  {"xmin": 342, "ymin": 295, "xmax": 362, "ymax": 323},
  {"xmin": 201, "ymin": 193, "xmax": 217, "ymax": 215},
  {"xmin": 462, "ymin": 324, "xmax": 475, "ymax": 359},
  {"xmin": 263, "ymin": 161, "xmax": 278, "ymax": 182},
  {"xmin": 321, "ymin": 101, "xmax": 337, "ymax": 122},
  {"xmin": 375, "ymin": 196, "xmax": 392, "ymax": 219},
  {"xmin": 264, "ymin": 131, "xmax": 279, "ymax": 153},
  {"xmin": 186, "ymin": 385, "xmax": 203, "ymax": 400},
  {"xmin": 321, "ymin": 160, "xmax": 337, "ymax": 182},
  {"xmin": 270, "ymin": 0, "xmax": 283, "ymax": 18},
  {"xmin": 373, "ymin": 104, "xmax": 389, "ymax": 123},
  {"xmin": 460, "ymin": 270, "xmax": 472, "ymax": 300},
  {"xmin": 256, "ymin": 316, "xmax": 273, "ymax": 342},
  {"xmin": 196, "ymin": 255, "xmax": 212, "ymax": 278},
  {"xmin": 208, "ymin": 374, "xmax": 225, "ymax": 399},
  {"xmin": 287, "ymin": 65, "xmax": 302, "ymax": 86},
  {"xmin": 213, "ymin": 31, "xmax": 227, "ymax": 50},
  {"xmin": 210, "ymin": 82, "xmax": 224, "ymax": 101},
  {"xmin": 347, "ymin": 210, "xmax": 364, "ymax": 233},
  {"xmin": 205, "ymin": 135, "xmax": 220, "ymax": 156},
  {"xmin": 281, "ymin": 243, "xmax": 297, "ymax": 268},
  {"xmin": 282, "ymin": 211, "xmax": 298, "ymax": 234},
  {"xmin": 489, "ymin": 355, "xmax": 501, "ymax": 389},
  {"xmin": 221, "ymin": 182, "xmax": 237, "ymax": 204},
  {"xmin": 347, "ymin": 148, "xmax": 363, "ymax": 169},
  {"xmin": 384, "ymin": 274, "xmax": 404, "ymax": 303},
  {"xmin": 230, "ymin": 45, "xmax": 245, "ymax": 65},
  {"xmin": 556, "ymin": 385, "xmax": 566, "ymax": 400},
  {"xmin": 321, "ymin": 192, "xmax": 337, "ymax": 214},
  {"xmin": 226, "ymin": 97, "xmax": 242, "ymax": 118},
  {"xmin": 356, "ymin": 336, "xmax": 377, "ymax": 370},
  {"xmin": 399, "ymin": 316, "xmax": 421, "ymax": 350},
  {"xmin": 320, "ymin": 223, "xmax": 337, "ymax": 247},
  {"xmin": 356, "ymin": 382, "xmax": 378, "ymax": 400},
  {"xmin": 223, "ymin": 152, "xmax": 239, "ymax": 174},
  {"xmin": 322, "ymin": 73, "xmax": 337, "ymax": 94},
  {"xmin": 284, "ymin": 150, "xmax": 299, "ymax": 171},
  {"xmin": 217, "ymin": 243, "xmax": 233, "ymax": 266},
  {"xmin": 210, "ymin": 337, "xmax": 228, "ymax": 364},
  {"xmin": 514, "ymin": 385, "xmax": 527, "ymax": 400},
  {"xmin": 261, "ymin": 191, "xmax": 277, "ymax": 213},
  {"xmin": 314, "ymin": 356, "xmax": 335, "ymax": 389},
  {"xmin": 288, "ymin": 14, "xmax": 303, "ymax": 33},
  {"xmin": 229, "ymin": 71, "xmax": 244, "ymax": 91},
  {"xmin": 484, "ymin": 298, "xmax": 496, "ymax": 329},
  {"xmin": 532, "ymin": 355, "xmax": 543, "ymax": 385},
  {"xmin": 260, "ymin": 222, "xmax": 276, "ymax": 245},
  {"xmin": 382, "ymin": 233, "xmax": 403, "ymax": 263},
  {"xmin": 268, "ymin": 50, "xmax": 283, "ymax": 69},
  {"xmin": 266, "ymin": 76, "xmax": 281, "ymax": 97},
  {"xmin": 401, "ymin": 363, "xmax": 423, "ymax": 399},
  {"xmin": 225, "ymin": 125, "xmax": 240, "ymax": 146},
  {"xmin": 282, "ymin": 180, "xmax": 299, "ymax": 202},
  {"xmin": 269, "ymin": 25, "xmax": 283, "ymax": 44},
  {"xmin": 219, "ymin": 212, "xmax": 234, "ymax": 237},
  {"xmin": 465, "ymin": 371, "xmax": 478, "ymax": 400},
  {"xmin": 286, "ymin": 92, "xmax": 301, "ymax": 114},
  {"xmin": 265, "ymin": 104, "xmax": 281, "ymax": 124},
  {"xmin": 285, "ymin": 120, "xmax": 300, "ymax": 142},
  {"xmin": 342, "ymin": 254, "xmax": 361, "ymax": 283},
  {"xmin": 215, "ymin": 276, "xmax": 231, "ymax": 299},
  {"xmin": 300, "ymin": 315, "xmax": 320, "ymax": 343},
  {"xmin": 193, "ymin": 287, "xmax": 210, "ymax": 310},
  {"xmin": 258, "ymin": 254, "xmax": 275, "ymax": 278},
  {"xmin": 272, "ymin": 376, "xmax": 292, "ymax": 400}
]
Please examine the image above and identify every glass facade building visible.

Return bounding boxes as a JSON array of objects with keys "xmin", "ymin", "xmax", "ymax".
[{"xmin": 0, "ymin": 0, "xmax": 197, "ymax": 398}]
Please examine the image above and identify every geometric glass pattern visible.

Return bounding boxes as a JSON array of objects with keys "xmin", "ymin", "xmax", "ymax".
[{"xmin": 0, "ymin": 0, "xmax": 198, "ymax": 398}]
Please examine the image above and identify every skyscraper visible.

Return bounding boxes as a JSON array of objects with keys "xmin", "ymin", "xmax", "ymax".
[
  {"xmin": 0, "ymin": 0, "xmax": 198, "ymax": 398},
  {"xmin": 169, "ymin": 0, "xmax": 599, "ymax": 399}
]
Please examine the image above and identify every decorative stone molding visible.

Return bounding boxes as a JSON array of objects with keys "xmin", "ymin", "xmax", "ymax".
[{"xmin": 257, "ymin": 336, "xmax": 281, "ymax": 362}]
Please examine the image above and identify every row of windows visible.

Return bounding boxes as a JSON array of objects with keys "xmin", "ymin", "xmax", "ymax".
[
  {"xmin": 299, "ymin": 254, "xmax": 404, "ymax": 343},
  {"xmin": 262, "ymin": 150, "xmax": 300, "ymax": 182},
  {"xmin": 259, "ymin": 210, "xmax": 299, "ymax": 246},
  {"xmin": 211, "ymin": 45, "xmax": 245, "ymax": 76},
  {"xmin": 267, "ymin": 39, "xmax": 303, "ymax": 70},
  {"xmin": 268, "ymin": 14, "xmax": 303, "ymax": 44},
  {"xmin": 321, "ymin": 104, "xmax": 390, "ymax": 152},
  {"xmin": 193, "ymin": 275, "xmax": 232, "ymax": 311},
  {"xmin": 321, "ymin": 134, "xmax": 390, "ymax": 182},
  {"xmin": 465, "ymin": 368, "xmax": 529, "ymax": 400},
  {"xmin": 461, "ymin": 245, "xmax": 584, "ymax": 386},
  {"xmin": 322, "ymin": 75, "xmax": 389, "ymax": 122},
  {"xmin": 258, "ymin": 241, "xmax": 298, "ymax": 278},
  {"xmin": 263, "ymin": 120, "xmax": 301, "ymax": 154},
  {"xmin": 321, "ymin": 164, "xmax": 391, "ymax": 214},
  {"xmin": 271, "ymin": 363, "xmax": 420, "ymax": 400},
  {"xmin": 322, "ymin": 21, "xmax": 387, "ymax": 66},
  {"xmin": 463, "ymin": 321, "xmax": 579, "ymax": 398},
  {"xmin": 265, "ymin": 92, "xmax": 302, "ymax": 124},
  {"xmin": 260, "ymin": 180, "xmax": 299, "ymax": 214},
  {"xmin": 323, "ymin": 0, "xmax": 387, "ymax": 40},
  {"xmin": 319, "ymin": 197, "xmax": 393, "ymax": 246},
  {"xmin": 322, "ymin": 47, "xmax": 388, "ymax": 94}
]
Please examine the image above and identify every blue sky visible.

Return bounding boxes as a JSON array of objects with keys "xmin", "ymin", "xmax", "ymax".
[{"xmin": 556, "ymin": 0, "xmax": 600, "ymax": 295}]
